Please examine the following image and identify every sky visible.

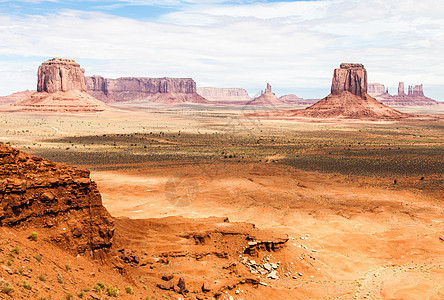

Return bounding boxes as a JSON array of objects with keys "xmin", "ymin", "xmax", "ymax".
[{"xmin": 0, "ymin": 0, "xmax": 443, "ymax": 100}]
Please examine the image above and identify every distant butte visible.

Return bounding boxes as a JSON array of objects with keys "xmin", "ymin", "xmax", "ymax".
[
  {"xmin": 248, "ymin": 83, "xmax": 288, "ymax": 106},
  {"xmin": 85, "ymin": 76, "xmax": 210, "ymax": 104},
  {"xmin": 197, "ymin": 87, "xmax": 251, "ymax": 103},
  {"xmin": 368, "ymin": 82, "xmax": 441, "ymax": 107},
  {"xmin": 250, "ymin": 64, "xmax": 408, "ymax": 120},
  {"xmin": 8, "ymin": 58, "xmax": 110, "ymax": 113}
]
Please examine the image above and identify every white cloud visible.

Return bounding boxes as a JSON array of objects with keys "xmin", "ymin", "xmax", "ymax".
[{"xmin": 0, "ymin": 0, "xmax": 443, "ymax": 100}]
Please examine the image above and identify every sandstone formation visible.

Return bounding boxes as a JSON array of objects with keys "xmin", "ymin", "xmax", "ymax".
[
  {"xmin": 0, "ymin": 90, "xmax": 34, "ymax": 105},
  {"xmin": 9, "ymin": 58, "xmax": 110, "ymax": 113},
  {"xmin": 37, "ymin": 58, "xmax": 87, "ymax": 93},
  {"xmin": 197, "ymin": 87, "xmax": 251, "ymax": 102},
  {"xmin": 248, "ymin": 83, "xmax": 287, "ymax": 106},
  {"xmin": 367, "ymin": 83, "xmax": 387, "ymax": 96},
  {"xmin": 369, "ymin": 82, "xmax": 440, "ymax": 107},
  {"xmin": 331, "ymin": 63, "xmax": 367, "ymax": 98},
  {"xmin": 253, "ymin": 64, "xmax": 407, "ymax": 119},
  {"xmin": 85, "ymin": 76, "xmax": 210, "ymax": 104},
  {"xmin": 0, "ymin": 143, "xmax": 114, "ymax": 254}
]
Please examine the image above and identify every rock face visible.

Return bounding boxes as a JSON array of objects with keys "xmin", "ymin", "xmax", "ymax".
[
  {"xmin": 331, "ymin": 63, "xmax": 367, "ymax": 98},
  {"xmin": 197, "ymin": 87, "xmax": 251, "ymax": 102},
  {"xmin": 0, "ymin": 143, "xmax": 114, "ymax": 254},
  {"xmin": 9, "ymin": 58, "xmax": 110, "ymax": 113},
  {"xmin": 369, "ymin": 81, "xmax": 440, "ymax": 107},
  {"xmin": 85, "ymin": 76, "xmax": 210, "ymax": 104},
  {"xmin": 37, "ymin": 58, "xmax": 87, "ymax": 93}
]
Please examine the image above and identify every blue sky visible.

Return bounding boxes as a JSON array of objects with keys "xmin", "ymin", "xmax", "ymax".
[{"xmin": 1, "ymin": 0, "xmax": 443, "ymax": 100}]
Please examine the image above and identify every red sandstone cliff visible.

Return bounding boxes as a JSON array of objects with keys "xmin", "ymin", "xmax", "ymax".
[{"xmin": 0, "ymin": 143, "xmax": 114, "ymax": 254}]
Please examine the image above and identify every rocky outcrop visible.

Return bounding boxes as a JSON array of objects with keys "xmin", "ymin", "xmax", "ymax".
[
  {"xmin": 37, "ymin": 58, "xmax": 87, "ymax": 93},
  {"xmin": 8, "ymin": 58, "xmax": 110, "ymax": 113},
  {"xmin": 398, "ymin": 82, "xmax": 405, "ymax": 96},
  {"xmin": 85, "ymin": 76, "xmax": 210, "ymax": 104},
  {"xmin": 0, "ymin": 143, "xmax": 114, "ymax": 254},
  {"xmin": 248, "ymin": 83, "xmax": 286, "ymax": 106},
  {"xmin": 331, "ymin": 63, "xmax": 367, "ymax": 98},
  {"xmin": 197, "ymin": 87, "xmax": 251, "ymax": 102}
]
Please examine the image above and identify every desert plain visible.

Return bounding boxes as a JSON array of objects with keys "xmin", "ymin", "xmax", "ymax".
[{"xmin": 0, "ymin": 101, "xmax": 443, "ymax": 299}]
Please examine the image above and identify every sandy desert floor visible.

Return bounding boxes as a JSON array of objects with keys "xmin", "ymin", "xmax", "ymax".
[{"xmin": 0, "ymin": 105, "xmax": 443, "ymax": 299}]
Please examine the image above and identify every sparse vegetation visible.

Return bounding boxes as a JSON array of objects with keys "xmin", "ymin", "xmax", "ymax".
[
  {"xmin": 125, "ymin": 286, "xmax": 134, "ymax": 294},
  {"xmin": 28, "ymin": 232, "xmax": 38, "ymax": 241},
  {"xmin": 10, "ymin": 246, "xmax": 21, "ymax": 255},
  {"xmin": 23, "ymin": 280, "xmax": 32, "ymax": 290},
  {"xmin": 57, "ymin": 272, "xmax": 64, "ymax": 283},
  {"xmin": 107, "ymin": 285, "xmax": 119, "ymax": 297}
]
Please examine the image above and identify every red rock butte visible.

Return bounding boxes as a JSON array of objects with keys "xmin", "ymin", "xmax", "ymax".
[
  {"xmin": 248, "ymin": 83, "xmax": 288, "ymax": 106},
  {"xmin": 85, "ymin": 76, "xmax": 210, "ymax": 104},
  {"xmin": 9, "ymin": 58, "xmax": 110, "ymax": 112},
  {"xmin": 251, "ymin": 63, "xmax": 408, "ymax": 120}
]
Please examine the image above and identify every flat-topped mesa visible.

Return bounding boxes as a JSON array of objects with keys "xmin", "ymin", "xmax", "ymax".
[
  {"xmin": 331, "ymin": 63, "xmax": 367, "ymax": 98},
  {"xmin": 86, "ymin": 76, "xmax": 197, "ymax": 94},
  {"xmin": 37, "ymin": 57, "xmax": 87, "ymax": 93},
  {"xmin": 85, "ymin": 76, "xmax": 208, "ymax": 103}
]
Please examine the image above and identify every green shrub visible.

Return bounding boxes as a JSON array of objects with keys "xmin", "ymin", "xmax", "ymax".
[
  {"xmin": 66, "ymin": 293, "xmax": 73, "ymax": 299},
  {"xmin": 78, "ymin": 291, "xmax": 84, "ymax": 298},
  {"xmin": 107, "ymin": 285, "xmax": 119, "ymax": 297},
  {"xmin": 11, "ymin": 246, "xmax": 20, "ymax": 255},
  {"xmin": 34, "ymin": 254, "xmax": 42, "ymax": 262},
  {"xmin": 96, "ymin": 281, "xmax": 105, "ymax": 290},
  {"xmin": 28, "ymin": 232, "xmax": 38, "ymax": 241},
  {"xmin": 38, "ymin": 274, "xmax": 46, "ymax": 281},
  {"xmin": 125, "ymin": 286, "xmax": 134, "ymax": 294},
  {"xmin": 23, "ymin": 281, "xmax": 32, "ymax": 290}
]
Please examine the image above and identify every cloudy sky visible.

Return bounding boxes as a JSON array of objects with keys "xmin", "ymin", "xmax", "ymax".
[{"xmin": 0, "ymin": 0, "xmax": 443, "ymax": 100}]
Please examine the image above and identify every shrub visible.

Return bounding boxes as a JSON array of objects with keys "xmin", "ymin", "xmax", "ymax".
[
  {"xmin": 28, "ymin": 232, "xmax": 38, "ymax": 241},
  {"xmin": 23, "ymin": 281, "xmax": 32, "ymax": 290},
  {"xmin": 38, "ymin": 274, "xmax": 46, "ymax": 281},
  {"xmin": 34, "ymin": 254, "xmax": 42, "ymax": 262},
  {"xmin": 57, "ymin": 272, "xmax": 63, "ymax": 283},
  {"xmin": 96, "ymin": 281, "xmax": 105, "ymax": 290},
  {"xmin": 125, "ymin": 286, "xmax": 134, "ymax": 294},
  {"xmin": 65, "ymin": 264, "xmax": 71, "ymax": 271},
  {"xmin": 78, "ymin": 291, "xmax": 84, "ymax": 298},
  {"xmin": 107, "ymin": 285, "xmax": 119, "ymax": 297},
  {"xmin": 11, "ymin": 246, "xmax": 20, "ymax": 255},
  {"xmin": 0, "ymin": 279, "xmax": 14, "ymax": 295},
  {"xmin": 66, "ymin": 293, "xmax": 73, "ymax": 300}
]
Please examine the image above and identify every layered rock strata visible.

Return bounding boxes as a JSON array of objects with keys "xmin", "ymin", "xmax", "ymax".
[
  {"xmin": 0, "ymin": 143, "xmax": 114, "ymax": 254},
  {"xmin": 85, "ymin": 76, "xmax": 210, "ymax": 104}
]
